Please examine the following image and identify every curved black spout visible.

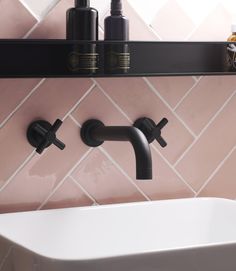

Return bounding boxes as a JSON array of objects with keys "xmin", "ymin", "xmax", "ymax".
[{"xmin": 81, "ymin": 120, "xmax": 152, "ymax": 180}]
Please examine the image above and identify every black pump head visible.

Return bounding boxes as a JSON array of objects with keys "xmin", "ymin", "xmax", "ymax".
[
  {"xmin": 75, "ymin": 0, "xmax": 90, "ymax": 7},
  {"xmin": 111, "ymin": 0, "xmax": 122, "ymax": 15}
]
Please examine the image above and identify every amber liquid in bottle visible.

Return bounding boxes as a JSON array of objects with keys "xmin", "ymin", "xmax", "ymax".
[{"xmin": 227, "ymin": 31, "xmax": 236, "ymax": 70}]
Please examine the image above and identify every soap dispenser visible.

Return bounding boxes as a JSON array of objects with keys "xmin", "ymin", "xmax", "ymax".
[
  {"xmin": 66, "ymin": 0, "xmax": 99, "ymax": 73},
  {"xmin": 104, "ymin": 0, "xmax": 130, "ymax": 74},
  {"xmin": 104, "ymin": 0, "xmax": 129, "ymax": 41},
  {"xmin": 66, "ymin": 0, "xmax": 98, "ymax": 40}
]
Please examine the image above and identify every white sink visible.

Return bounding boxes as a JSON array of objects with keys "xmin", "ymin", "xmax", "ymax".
[{"xmin": 0, "ymin": 198, "xmax": 236, "ymax": 271}]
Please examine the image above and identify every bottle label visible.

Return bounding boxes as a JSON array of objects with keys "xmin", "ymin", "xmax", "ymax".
[
  {"xmin": 106, "ymin": 52, "xmax": 130, "ymax": 70},
  {"xmin": 104, "ymin": 44, "xmax": 130, "ymax": 74},
  {"xmin": 68, "ymin": 44, "xmax": 99, "ymax": 73},
  {"xmin": 227, "ymin": 44, "xmax": 236, "ymax": 69}
]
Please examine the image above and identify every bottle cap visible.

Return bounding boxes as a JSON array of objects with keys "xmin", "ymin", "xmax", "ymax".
[
  {"xmin": 232, "ymin": 24, "xmax": 236, "ymax": 33},
  {"xmin": 111, "ymin": 0, "xmax": 122, "ymax": 15},
  {"xmin": 75, "ymin": 0, "xmax": 90, "ymax": 7}
]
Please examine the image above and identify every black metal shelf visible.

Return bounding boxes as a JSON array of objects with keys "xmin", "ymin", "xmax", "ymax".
[{"xmin": 0, "ymin": 40, "xmax": 235, "ymax": 78}]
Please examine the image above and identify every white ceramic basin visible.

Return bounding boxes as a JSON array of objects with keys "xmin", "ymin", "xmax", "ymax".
[{"xmin": 0, "ymin": 198, "xmax": 236, "ymax": 271}]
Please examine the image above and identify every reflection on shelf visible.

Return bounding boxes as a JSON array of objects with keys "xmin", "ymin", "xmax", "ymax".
[
  {"xmin": 0, "ymin": 40, "xmax": 235, "ymax": 78},
  {"xmin": 104, "ymin": 44, "xmax": 130, "ymax": 74}
]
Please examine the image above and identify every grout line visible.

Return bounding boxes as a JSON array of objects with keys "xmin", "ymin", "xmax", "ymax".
[
  {"xmin": 147, "ymin": 25, "xmax": 163, "ymax": 40},
  {"xmin": 92, "ymin": 79, "xmax": 133, "ymax": 123},
  {"xmin": 62, "ymin": 82, "xmax": 96, "ymax": 121},
  {"xmin": 193, "ymin": 76, "xmax": 202, "ymax": 82},
  {"xmin": 80, "ymin": 79, "xmax": 194, "ymax": 198},
  {"xmin": 99, "ymin": 147, "xmax": 151, "ymax": 201},
  {"xmin": 69, "ymin": 175, "xmax": 99, "ymax": 205},
  {"xmin": 38, "ymin": 0, "xmax": 61, "ymax": 22},
  {"xmin": 183, "ymin": 1, "xmax": 220, "ymax": 42},
  {"xmin": 174, "ymin": 89, "xmax": 236, "ymax": 167},
  {"xmin": 18, "ymin": 0, "xmax": 41, "ymax": 21},
  {"xmin": 38, "ymin": 148, "xmax": 93, "ymax": 210},
  {"xmin": 0, "ymin": 83, "xmax": 94, "ymax": 192},
  {"xmin": 151, "ymin": 144, "xmax": 197, "ymax": 195},
  {"xmin": 23, "ymin": 22, "xmax": 41, "ymax": 38},
  {"xmin": 192, "ymin": 76, "xmax": 199, "ymax": 83},
  {"xmin": 173, "ymin": 78, "xmax": 201, "ymax": 111},
  {"xmin": 196, "ymin": 145, "xmax": 236, "ymax": 196},
  {"xmin": 184, "ymin": 25, "xmax": 202, "ymax": 41},
  {"xmin": 0, "ymin": 151, "xmax": 35, "ymax": 193},
  {"xmin": 0, "ymin": 245, "xmax": 14, "ymax": 271},
  {"xmin": 69, "ymin": 114, "xmax": 81, "ymax": 127},
  {"xmin": 143, "ymin": 77, "xmax": 197, "ymax": 139},
  {"xmin": 99, "ymin": 25, "xmax": 104, "ymax": 34},
  {"xmin": 0, "ymin": 79, "xmax": 46, "ymax": 129},
  {"xmin": 182, "ymin": 11, "xmax": 215, "ymax": 42},
  {"xmin": 19, "ymin": 0, "xmax": 60, "ymax": 22},
  {"xmin": 69, "ymin": 113, "xmax": 151, "ymax": 201},
  {"xmin": 125, "ymin": 0, "xmax": 163, "ymax": 41}
]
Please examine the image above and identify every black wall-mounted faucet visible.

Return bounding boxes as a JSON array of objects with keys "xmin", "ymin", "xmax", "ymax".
[
  {"xmin": 27, "ymin": 119, "xmax": 65, "ymax": 154},
  {"xmin": 81, "ymin": 119, "xmax": 152, "ymax": 180}
]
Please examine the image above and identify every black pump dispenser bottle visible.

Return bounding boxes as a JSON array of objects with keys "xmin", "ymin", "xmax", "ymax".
[
  {"xmin": 104, "ymin": 0, "xmax": 130, "ymax": 73},
  {"xmin": 66, "ymin": 0, "xmax": 99, "ymax": 73},
  {"xmin": 105, "ymin": 0, "xmax": 129, "ymax": 41},
  {"xmin": 67, "ymin": 0, "xmax": 98, "ymax": 40}
]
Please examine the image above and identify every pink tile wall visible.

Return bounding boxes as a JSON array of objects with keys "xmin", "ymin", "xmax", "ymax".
[{"xmin": 0, "ymin": 0, "xmax": 236, "ymax": 213}]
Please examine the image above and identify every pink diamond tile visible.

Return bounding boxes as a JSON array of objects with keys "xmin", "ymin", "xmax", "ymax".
[
  {"xmin": 176, "ymin": 94, "xmax": 236, "ymax": 191},
  {"xmin": 72, "ymin": 86, "xmax": 130, "ymax": 126},
  {"xmin": 147, "ymin": 76, "xmax": 195, "ymax": 108},
  {"xmin": 102, "ymin": 140, "xmax": 194, "ymax": 200},
  {"xmin": 41, "ymin": 177, "xmax": 94, "ymax": 210},
  {"xmin": 198, "ymin": 149, "xmax": 236, "ymax": 199},
  {"xmin": 29, "ymin": 0, "xmax": 73, "ymax": 39},
  {"xmin": 96, "ymin": 77, "xmax": 194, "ymax": 164},
  {"xmin": 151, "ymin": 0, "xmax": 195, "ymax": 41},
  {"xmin": 138, "ymin": 148, "xmax": 194, "ymax": 199},
  {"xmin": 73, "ymin": 85, "xmax": 193, "ymax": 199},
  {"xmin": 0, "ymin": 0, "xmax": 36, "ymax": 38},
  {"xmin": 0, "ymin": 156, "xmax": 42, "ymax": 214},
  {"xmin": 73, "ymin": 89, "xmax": 149, "ymax": 203},
  {"xmin": 189, "ymin": 5, "xmax": 232, "ymax": 41},
  {"xmin": 0, "ymin": 79, "xmax": 40, "ymax": 125},
  {"xmin": 0, "ymin": 78, "xmax": 92, "ymax": 189},
  {"xmin": 0, "ymin": 118, "xmax": 89, "ymax": 214},
  {"xmin": 176, "ymin": 76, "xmax": 236, "ymax": 135},
  {"xmin": 123, "ymin": 0, "xmax": 160, "ymax": 41},
  {"xmin": 72, "ymin": 148, "xmax": 147, "ymax": 204}
]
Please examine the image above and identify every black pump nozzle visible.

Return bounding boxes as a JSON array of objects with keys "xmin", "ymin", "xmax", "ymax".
[
  {"xmin": 75, "ymin": 0, "xmax": 90, "ymax": 7},
  {"xmin": 111, "ymin": 0, "xmax": 122, "ymax": 15}
]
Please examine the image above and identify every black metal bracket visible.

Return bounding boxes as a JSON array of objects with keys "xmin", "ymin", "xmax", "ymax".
[{"xmin": 27, "ymin": 119, "xmax": 66, "ymax": 154}]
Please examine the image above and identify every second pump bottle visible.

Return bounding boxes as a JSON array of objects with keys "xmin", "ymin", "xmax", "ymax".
[{"xmin": 66, "ymin": 0, "xmax": 130, "ymax": 74}]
